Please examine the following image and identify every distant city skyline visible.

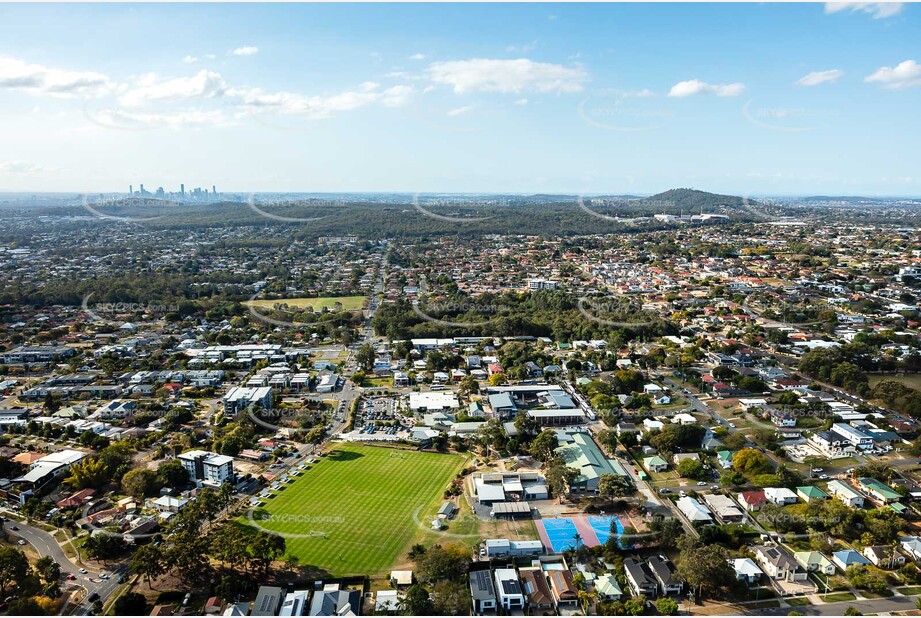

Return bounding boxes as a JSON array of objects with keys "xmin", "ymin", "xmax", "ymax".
[{"xmin": 1, "ymin": 2, "xmax": 919, "ymax": 196}]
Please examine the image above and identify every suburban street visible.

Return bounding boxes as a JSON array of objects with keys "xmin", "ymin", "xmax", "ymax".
[{"xmin": 2, "ymin": 518, "xmax": 128, "ymax": 614}]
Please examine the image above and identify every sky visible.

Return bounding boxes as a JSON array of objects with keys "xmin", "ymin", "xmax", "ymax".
[{"xmin": 0, "ymin": 2, "xmax": 919, "ymax": 196}]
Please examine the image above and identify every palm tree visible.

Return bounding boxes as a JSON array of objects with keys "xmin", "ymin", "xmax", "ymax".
[
  {"xmin": 578, "ymin": 589, "xmax": 598, "ymax": 614},
  {"xmin": 571, "ymin": 532, "xmax": 583, "ymax": 550}
]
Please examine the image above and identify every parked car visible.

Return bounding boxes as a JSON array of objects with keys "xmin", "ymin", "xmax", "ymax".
[{"xmin": 659, "ymin": 488, "xmax": 670, "ymax": 494}]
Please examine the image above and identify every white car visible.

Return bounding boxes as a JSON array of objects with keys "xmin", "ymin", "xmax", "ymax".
[
  {"xmin": 79, "ymin": 568, "xmax": 88, "ymax": 574},
  {"xmin": 696, "ymin": 481, "xmax": 707, "ymax": 486},
  {"xmin": 17, "ymin": 539, "xmax": 26, "ymax": 545},
  {"xmin": 100, "ymin": 574, "xmax": 110, "ymax": 580}
]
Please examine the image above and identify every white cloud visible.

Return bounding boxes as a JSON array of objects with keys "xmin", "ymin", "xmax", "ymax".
[
  {"xmin": 0, "ymin": 161, "xmax": 54, "ymax": 174},
  {"xmin": 506, "ymin": 41, "xmax": 538, "ymax": 53},
  {"xmin": 796, "ymin": 69, "xmax": 845, "ymax": 86},
  {"xmin": 514, "ymin": 98, "xmax": 528, "ymax": 106},
  {"xmin": 865, "ymin": 59, "xmax": 921, "ymax": 89},
  {"xmin": 232, "ymin": 81, "xmax": 412, "ymax": 119},
  {"xmin": 231, "ymin": 46, "xmax": 259, "ymax": 57},
  {"xmin": 667, "ymin": 79, "xmax": 745, "ymax": 98},
  {"xmin": 824, "ymin": 2, "xmax": 903, "ymax": 18},
  {"xmin": 90, "ymin": 108, "xmax": 236, "ymax": 129},
  {"xmin": 0, "ymin": 55, "xmax": 114, "ymax": 98},
  {"xmin": 204, "ymin": 54, "xmax": 217, "ymax": 60},
  {"xmin": 119, "ymin": 70, "xmax": 227, "ymax": 106},
  {"xmin": 427, "ymin": 58, "xmax": 587, "ymax": 94},
  {"xmin": 380, "ymin": 85, "xmax": 415, "ymax": 107},
  {"xmin": 408, "ymin": 53, "xmax": 426, "ymax": 61},
  {"xmin": 447, "ymin": 105, "xmax": 474, "ymax": 116},
  {"xmin": 182, "ymin": 55, "xmax": 199, "ymax": 64},
  {"xmin": 615, "ymin": 88, "xmax": 655, "ymax": 99}
]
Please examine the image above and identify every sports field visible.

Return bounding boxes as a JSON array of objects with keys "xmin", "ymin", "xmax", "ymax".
[
  {"xmin": 249, "ymin": 295, "xmax": 366, "ymax": 312},
  {"xmin": 246, "ymin": 443, "xmax": 466, "ymax": 576}
]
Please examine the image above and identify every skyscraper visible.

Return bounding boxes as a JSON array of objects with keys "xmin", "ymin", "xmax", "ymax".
[{"xmin": 181, "ymin": 183, "xmax": 185, "ymax": 197}]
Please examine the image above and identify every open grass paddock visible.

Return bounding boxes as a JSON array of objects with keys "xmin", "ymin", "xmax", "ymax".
[
  {"xmin": 249, "ymin": 295, "xmax": 367, "ymax": 312},
  {"xmin": 246, "ymin": 443, "xmax": 465, "ymax": 576}
]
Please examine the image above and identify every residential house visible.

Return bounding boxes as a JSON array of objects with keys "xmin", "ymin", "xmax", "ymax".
[
  {"xmin": 594, "ymin": 573, "xmax": 623, "ymax": 601},
  {"xmin": 648, "ymin": 555, "xmax": 683, "ymax": 595},
  {"xmin": 832, "ymin": 550, "xmax": 870, "ymax": 571},
  {"xmin": 793, "ymin": 551, "xmax": 836, "ymax": 575},
  {"xmin": 518, "ymin": 568, "xmax": 554, "ymax": 611},
  {"xmin": 730, "ymin": 558, "xmax": 763, "ymax": 585},
  {"xmin": 863, "ymin": 545, "xmax": 906, "ymax": 569},
  {"xmin": 765, "ymin": 487, "xmax": 798, "ymax": 506},
  {"xmin": 643, "ymin": 456, "xmax": 668, "ymax": 473},
  {"xmin": 494, "ymin": 568, "xmax": 526, "ymax": 610},
  {"xmin": 676, "ymin": 496, "xmax": 714, "ymax": 525},
  {"xmin": 796, "ymin": 486, "xmax": 829, "ymax": 502},
  {"xmin": 251, "ymin": 586, "xmax": 284, "ymax": 617},
  {"xmin": 469, "ymin": 570, "xmax": 497, "ymax": 614},
  {"xmin": 738, "ymin": 490, "xmax": 769, "ymax": 512},
  {"xmin": 546, "ymin": 569, "xmax": 578, "ymax": 607},
  {"xmin": 703, "ymin": 494, "xmax": 745, "ymax": 523},
  {"xmin": 901, "ymin": 536, "xmax": 921, "ymax": 562},
  {"xmin": 827, "ymin": 480, "xmax": 865, "ymax": 508},
  {"xmin": 753, "ymin": 546, "xmax": 808, "ymax": 582},
  {"xmin": 857, "ymin": 477, "xmax": 902, "ymax": 505},
  {"xmin": 808, "ymin": 429, "xmax": 857, "ymax": 458},
  {"xmin": 624, "ymin": 558, "xmax": 658, "ymax": 597}
]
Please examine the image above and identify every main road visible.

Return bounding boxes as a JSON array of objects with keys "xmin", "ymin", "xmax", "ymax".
[{"xmin": 1, "ymin": 518, "xmax": 127, "ymax": 615}]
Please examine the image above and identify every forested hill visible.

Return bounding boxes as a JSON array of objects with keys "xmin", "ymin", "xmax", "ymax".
[
  {"xmin": 9, "ymin": 189, "xmax": 767, "ymax": 237},
  {"xmin": 645, "ymin": 188, "xmax": 753, "ymax": 211}
]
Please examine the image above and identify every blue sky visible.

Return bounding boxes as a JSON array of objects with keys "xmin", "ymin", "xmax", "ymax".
[{"xmin": 0, "ymin": 2, "xmax": 919, "ymax": 196}]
